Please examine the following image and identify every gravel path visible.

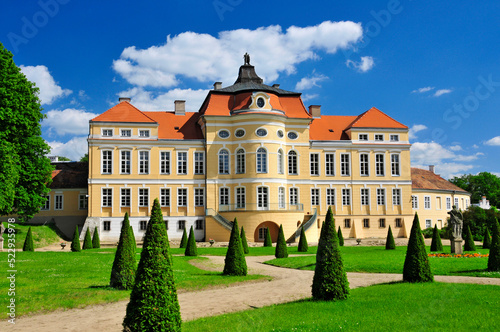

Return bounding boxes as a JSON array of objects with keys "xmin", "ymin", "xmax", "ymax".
[{"xmin": 2, "ymin": 255, "xmax": 499, "ymax": 332}]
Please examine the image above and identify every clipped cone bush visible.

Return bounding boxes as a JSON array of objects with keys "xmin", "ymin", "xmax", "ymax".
[
  {"xmin": 464, "ymin": 224, "xmax": 477, "ymax": 251},
  {"xmin": 403, "ymin": 213, "xmax": 433, "ymax": 283},
  {"xmin": 123, "ymin": 198, "xmax": 181, "ymax": 331},
  {"xmin": 23, "ymin": 227, "xmax": 34, "ymax": 252},
  {"xmin": 223, "ymin": 218, "xmax": 247, "ymax": 276},
  {"xmin": 184, "ymin": 226, "xmax": 198, "ymax": 256},
  {"xmin": 385, "ymin": 226, "xmax": 396, "ymax": 250},
  {"xmin": 263, "ymin": 227, "xmax": 272, "ymax": 247},
  {"xmin": 82, "ymin": 227, "xmax": 93, "ymax": 250},
  {"xmin": 179, "ymin": 228, "xmax": 188, "ymax": 248},
  {"xmin": 275, "ymin": 224, "xmax": 288, "ymax": 258},
  {"xmin": 129, "ymin": 226, "xmax": 137, "ymax": 250},
  {"xmin": 487, "ymin": 218, "xmax": 500, "ymax": 271},
  {"xmin": 110, "ymin": 212, "xmax": 136, "ymax": 290},
  {"xmin": 240, "ymin": 226, "xmax": 249, "ymax": 254},
  {"xmin": 430, "ymin": 224, "xmax": 443, "ymax": 252},
  {"xmin": 70, "ymin": 226, "xmax": 81, "ymax": 252},
  {"xmin": 483, "ymin": 227, "xmax": 491, "ymax": 249},
  {"xmin": 92, "ymin": 226, "xmax": 100, "ymax": 249},
  {"xmin": 312, "ymin": 206, "xmax": 349, "ymax": 301},
  {"xmin": 337, "ymin": 226, "xmax": 344, "ymax": 246},
  {"xmin": 298, "ymin": 226, "xmax": 308, "ymax": 252}
]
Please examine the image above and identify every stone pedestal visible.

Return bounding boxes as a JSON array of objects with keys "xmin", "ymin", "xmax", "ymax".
[{"xmin": 451, "ymin": 239, "xmax": 463, "ymax": 254}]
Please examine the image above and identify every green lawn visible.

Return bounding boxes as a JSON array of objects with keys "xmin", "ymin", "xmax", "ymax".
[
  {"xmin": 170, "ymin": 245, "xmax": 318, "ymax": 256},
  {"xmin": 183, "ymin": 282, "xmax": 500, "ymax": 331},
  {"xmin": 2, "ymin": 222, "xmax": 62, "ymax": 249},
  {"xmin": 265, "ymin": 246, "xmax": 499, "ymax": 278}
]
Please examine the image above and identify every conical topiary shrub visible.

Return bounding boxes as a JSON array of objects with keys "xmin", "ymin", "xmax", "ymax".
[
  {"xmin": 263, "ymin": 227, "xmax": 272, "ymax": 247},
  {"xmin": 430, "ymin": 224, "xmax": 443, "ymax": 252},
  {"xmin": 129, "ymin": 226, "xmax": 137, "ymax": 250},
  {"xmin": 92, "ymin": 226, "xmax": 100, "ymax": 249},
  {"xmin": 298, "ymin": 226, "xmax": 308, "ymax": 252},
  {"xmin": 403, "ymin": 213, "xmax": 433, "ymax": 283},
  {"xmin": 23, "ymin": 227, "xmax": 34, "ymax": 252},
  {"xmin": 223, "ymin": 218, "xmax": 247, "ymax": 276},
  {"xmin": 123, "ymin": 198, "xmax": 181, "ymax": 331},
  {"xmin": 464, "ymin": 224, "xmax": 477, "ymax": 251},
  {"xmin": 82, "ymin": 227, "xmax": 93, "ymax": 250},
  {"xmin": 312, "ymin": 206, "xmax": 349, "ymax": 301},
  {"xmin": 487, "ymin": 218, "xmax": 500, "ymax": 271},
  {"xmin": 385, "ymin": 226, "xmax": 396, "ymax": 250},
  {"xmin": 337, "ymin": 226, "xmax": 344, "ymax": 246},
  {"xmin": 275, "ymin": 224, "xmax": 288, "ymax": 258},
  {"xmin": 240, "ymin": 226, "xmax": 250, "ymax": 254},
  {"xmin": 70, "ymin": 226, "xmax": 81, "ymax": 252},
  {"xmin": 483, "ymin": 227, "xmax": 492, "ymax": 249},
  {"xmin": 185, "ymin": 226, "xmax": 198, "ymax": 256},
  {"xmin": 179, "ymin": 227, "xmax": 188, "ymax": 248},
  {"xmin": 110, "ymin": 212, "xmax": 136, "ymax": 290}
]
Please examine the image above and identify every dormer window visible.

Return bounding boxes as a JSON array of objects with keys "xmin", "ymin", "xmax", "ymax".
[
  {"xmin": 102, "ymin": 129, "xmax": 113, "ymax": 137},
  {"xmin": 121, "ymin": 129, "xmax": 131, "ymax": 137},
  {"xmin": 139, "ymin": 130, "xmax": 150, "ymax": 137},
  {"xmin": 390, "ymin": 134, "xmax": 399, "ymax": 142},
  {"xmin": 359, "ymin": 134, "xmax": 368, "ymax": 141}
]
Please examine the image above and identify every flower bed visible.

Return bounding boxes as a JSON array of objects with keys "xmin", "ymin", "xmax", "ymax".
[{"xmin": 428, "ymin": 253, "xmax": 489, "ymax": 258}]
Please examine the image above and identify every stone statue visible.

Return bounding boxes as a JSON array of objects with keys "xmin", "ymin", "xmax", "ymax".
[
  {"xmin": 244, "ymin": 53, "xmax": 250, "ymax": 65},
  {"xmin": 448, "ymin": 205, "xmax": 463, "ymax": 240}
]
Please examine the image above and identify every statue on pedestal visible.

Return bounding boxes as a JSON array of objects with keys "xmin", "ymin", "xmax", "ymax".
[
  {"xmin": 243, "ymin": 53, "xmax": 250, "ymax": 65},
  {"xmin": 448, "ymin": 205, "xmax": 463, "ymax": 240}
]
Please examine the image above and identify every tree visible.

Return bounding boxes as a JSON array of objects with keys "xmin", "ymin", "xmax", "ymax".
[
  {"xmin": 464, "ymin": 224, "xmax": 477, "ymax": 251},
  {"xmin": 22, "ymin": 226, "xmax": 34, "ymax": 252},
  {"xmin": 79, "ymin": 153, "xmax": 89, "ymax": 162},
  {"xmin": 70, "ymin": 226, "xmax": 81, "ymax": 252},
  {"xmin": 56, "ymin": 156, "xmax": 71, "ymax": 161},
  {"xmin": 298, "ymin": 226, "xmax": 308, "ymax": 252},
  {"xmin": 0, "ymin": 43, "xmax": 53, "ymax": 220},
  {"xmin": 403, "ymin": 213, "xmax": 433, "ymax": 283},
  {"xmin": 110, "ymin": 212, "xmax": 136, "ymax": 289},
  {"xmin": 123, "ymin": 198, "xmax": 181, "ymax": 331},
  {"xmin": 430, "ymin": 225, "xmax": 443, "ymax": 252},
  {"xmin": 275, "ymin": 224, "xmax": 288, "ymax": 258},
  {"xmin": 82, "ymin": 227, "xmax": 93, "ymax": 250},
  {"xmin": 92, "ymin": 226, "xmax": 100, "ymax": 249},
  {"xmin": 450, "ymin": 172, "xmax": 500, "ymax": 208},
  {"xmin": 240, "ymin": 226, "xmax": 249, "ymax": 254},
  {"xmin": 223, "ymin": 218, "xmax": 247, "ymax": 276},
  {"xmin": 129, "ymin": 226, "xmax": 136, "ymax": 250},
  {"xmin": 385, "ymin": 226, "xmax": 396, "ymax": 250},
  {"xmin": 184, "ymin": 226, "xmax": 198, "ymax": 256},
  {"xmin": 483, "ymin": 227, "xmax": 492, "ymax": 249},
  {"xmin": 487, "ymin": 218, "xmax": 500, "ymax": 271},
  {"xmin": 337, "ymin": 226, "xmax": 344, "ymax": 246},
  {"xmin": 263, "ymin": 227, "xmax": 272, "ymax": 247},
  {"xmin": 312, "ymin": 206, "xmax": 349, "ymax": 301},
  {"xmin": 179, "ymin": 227, "xmax": 188, "ymax": 248}
]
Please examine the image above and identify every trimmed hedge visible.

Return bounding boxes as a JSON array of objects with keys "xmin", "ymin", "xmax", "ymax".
[
  {"xmin": 129, "ymin": 226, "xmax": 137, "ymax": 250},
  {"xmin": 487, "ymin": 218, "xmax": 500, "ymax": 271},
  {"xmin": 337, "ymin": 226, "xmax": 344, "ymax": 246},
  {"xmin": 184, "ymin": 226, "xmax": 198, "ymax": 257},
  {"xmin": 430, "ymin": 224, "xmax": 443, "ymax": 252},
  {"xmin": 275, "ymin": 224, "xmax": 288, "ymax": 258},
  {"xmin": 223, "ymin": 218, "xmax": 247, "ymax": 276},
  {"xmin": 22, "ymin": 227, "xmax": 34, "ymax": 252},
  {"xmin": 82, "ymin": 227, "xmax": 93, "ymax": 250},
  {"xmin": 403, "ymin": 213, "xmax": 433, "ymax": 283},
  {"xmin": 263, "ymin": 227, "xmax": 272, "ymax": 247},
  {"xmin": 70, "ymin": 226, "xmax": 81, "ymax": 252},
  {"xmin": 240, "ymin": 226, "xmax": 249, "ymax": 254},
  {"xmin": 483, "ymin": 227, "xmax": 492, "ymax": 249},
  {"xmin": 179, "ymin": 228, "xmax": 188, "ymax": 248},
  {"xmin": 464, "ymin": 224, "xmax": 477, "ymax": 251},
  {"xmin": 92, "ymin": 226, "xmax": 100, "ymax": 249},
  {"xmin": 385, "ymin": 226, "xmax": 396, "ymax": 250},
  {"xmin": 110, "ymin": 212, "xmax": 136, "ymax": 290},
  {"xmin": 298, "ymin": 226, "xmax": 308, "ymax": 252}
]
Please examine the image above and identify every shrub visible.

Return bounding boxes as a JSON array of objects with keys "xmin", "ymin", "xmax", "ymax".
[
  {"xmin": 487, "ymin": 218, "xmax": 500, "ymax": 271},
  {"xmin": 464, "ymin": 224, "xmax": 477, "ymax": 251},
  {"xmin": 129, "ymin": 226, "xmax": 136, "ymax": 250},
  {"xmin": 70, "ymin": 226, "xmax": 81, "ymax": 252},
  {"xmin": 483, "ymin": 227, "xmax": 492, "ymax": 249},
  {"xmin": 263, "ymin": 227, "xmax": 272, "ymax": 247},
  {"xmin": 92, "ymin": 226, "xmax": 100, "ymax": 249},
  {"xmin": 82, "ymin": 227, "xmax": 93, "ymax": 250},
  {"xmin": 184, "ymin": 226, "xmax": 198, "ymax": 257},
  {"xmin": 403, "ymin": 213, "xmax": 433, "ymax": 283},
  {"xmin": 312, "ymin": 206, "xmax": 349, "ymax": 301},
  {"xmin": 223, "ymin": 218, "xmax": 247, "ymax": 276},
  {"xmin": 385, "ymin": 226, "xmax": 396, "ymax": 250},
  {"xmin": 298, "ymin": 226, "xmax": 308, "ymax": 252},
  {"xmin": 123, "ymin": 198, "xmax": 181, "ymax": 331},
  {"xmin": 179, "ymin": 228, "xmax": 188, "ymax": 248},
  {"xmin": 430, "ymin": 225, "xmax": 443, "ymax": 252},
  {"xmin": 240, "ymin": 226, "xmax": 249, "ymax": 254},
  {"xmin": 421, "ymin": 227, "xmax": 434, "ymax": 239},
  {"xmin": 337, "ymin": 226, "xmax": 344, "ymax": 246},
  {"xmin": 275, "ymin": 224, "xmax": 288, "ymax": 258},
  {"xmin": 22, "ymin": 227, "xmax": 34, "ymax": 252},
  {"xmin": 110, "ymin": 212, "xmax": 136, "ymax": 290}
]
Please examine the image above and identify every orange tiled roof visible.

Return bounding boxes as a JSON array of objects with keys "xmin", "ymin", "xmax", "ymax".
[
  {"xmin": 310, "ymin": 115, "xmax": 358, "ymax": 140},
  {"xmin": 348, "ymin": 107, "xmax": 408, "ymax": 129},
  {"xmin": 411, "ymin": 167, "xmax": 469, "ymax": 193},
  {"xmin": 143, "ymin": 112, "xmax": 203, "ymax": 139},
  {"xmin": 91, "ymin": 101, "xmax": 156, "ymax": 123}
]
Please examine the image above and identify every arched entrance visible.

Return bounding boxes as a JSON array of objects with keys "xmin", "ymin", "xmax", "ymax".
[{"xmin": 254, "ymin": 221, "xmax": 280, "ymax": 242}]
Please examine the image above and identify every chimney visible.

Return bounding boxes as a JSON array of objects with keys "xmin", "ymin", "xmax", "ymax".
[
  {"xmin": 174, "ymin": 100, "xmax": 186, "ymax": 116},
  {"xmin": 213, "ymin": 82, "xmax": 222, "ymax": 90},
  {"xmin": 309, "ymin": 105, "xmax": 321, "ymax": 118},
  {"xmin": 429, "ymin": 165, "xmax": 435, "ymax": 173},
  {"xmin": 119, "ymin": 97, "xmax": 131, "ymax": 103},
  {"xmin": 272, "ymin": 84, "xmax": 280, "ymax": 88}
]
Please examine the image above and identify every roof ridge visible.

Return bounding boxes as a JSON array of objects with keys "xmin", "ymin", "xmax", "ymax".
[{"xmin": 122, "ymin": 101, "xmax": 157, "ymax": 122}]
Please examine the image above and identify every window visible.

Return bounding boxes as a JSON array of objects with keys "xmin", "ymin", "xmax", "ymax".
[
  {"xmin": 363, "ymin": 218, "xmax": 370, "ymax": 228},
  {"xmin": 375, "ymin": 134, "xmax": 384, "ymax": 141},
  {"xmin": 194, "ymin": 152, "xmax": 204, "ymax": 175},
  {"xmin": 340, "ymin": 154, "xmax": 350, "ymax": 176},
  {"xmin": 379, "ymin": 218, "xmax": 386, "ymax": 228},
  {"xmin": 289, "ymin": 187, "xmax": 299, "ymax": 205},
  {"xmin": 311, "ymin": 188, "xmax": 320, "ymax": 206},
  {"xmin": 256, "ymin": 97, "xmax": 265, "ymax": 108},
  {"xmin": 288, "ymin": 151, "xmax": 298, "ymax": 175},
  {"xmin": 160, "ymin": 188, "xmax": 170, "ymax": 207},
  {"xmin": 446, "ymin": 197, "xmax": 451, "ymax": 210},
  {"xmin": 102, "ymin": 189, "xmax": 112, "ymax": 207},
  {"xmin": 310, "ymin": 153, "xmax": 319, "ymax": 176},
  {"xmin": 103, "ymin": 221, "xmax": 111, "ymax": 231},
  {"xmin": 121, "ymin": 188, "xmax": 131, "ymax": 207},
  {"xmin": 236, "ymin": 149, "xmax": 246, "ymax": 174},
  {"xmin": 79, "ymin": 194, "xmax": 88, "ymax": 209},
  {"xmin": 424, "ymin": 196, "xmax": 431, "ymax": 209},
  {"xmin": 375, "ymin": 154, "xmax": 384, "ymax": 176},
  {"xmin": 425, "ymin": 219, "xmax": 432, "ymax": 228},
  {"xmin": 344, "ymin": 219, "xmax": 351, "ymax": 228},
  {"xmin": 139, "ymin": 188, "xmax": 149, "ymax": 207},
  {"xmin": 120, "ymin": 151, "xmax": 131, "ymax": 174},
  {"xmin": 436, "ymin": 197, "xmax": 442, "ymax": 210},
  {"xmin": 361, "ymin": 188, "xmax": 369, "ymax": 206},
  {"xmin": 102, "ymin": 129, "xmax": 113, "ymax": 137},
  {"xmin": 235, "ymin": 129, "xmax": 245, "ymax": 138},
  {"xmin": 326, "ymin": 188, "xmax": 335, "ymax": 206},
  {"xmin": 325, "ymin": 153, "xmax": 335, "ymax": 176},
  {"xmin": 277, "ymin": 149, "xmax": 284, "ymax": 174},
  {"xmin": 278, "ymin": 187, "xmax": 285, "ymax": 208},
  {"xmin": 412, "ymin": 195, "xmax": 418, "ymax": 209},
  {"xmin": 395, "ymin": 218, "xmax": 402, "ymax": 228},
  {"xmin": 360, "ymin": 154, "xmax": 369, "ymax": 176},
  {"xmin": 102, "ymin": 150, "xmax": 112, "ymax": 174},
  {"xmin": 178, "ymin": 220, "xmax": 186, "ymax": 230},
  {"xmin": 256, "ymin": 128, "xmax": 267, "ymax": 137},
  {"xmin": 258, "ymin": 227, "xmax": 267, "ymax": 240},
  {"xmin": 121, "ymin": 129, "xmax": 131, "ymax": 137},
  {"xmin": 41, "ymin": 195, "xmax": 50, "ymax": 210},
  {"xmin": 359, "ymin": 134, "xmax": 368, "ymax": 141},
  {"xmin": 218, "ymin": 130, "xmax": 230, "ymax": 138},
  {"xmin": 139, "ymin": 151, "xmax": 149, "ymax": 174},
  {"xmin": 257, "ymin": 186, "xmax": 269, "ymax": 210},
  {"xmin": 178, "ymin": 188, "xmax": 187, "ymax": 207},
  {"xmin": 177, "ymin": 152, "xmax": 187, "ymax": 174},
  {"xmin": 236, "ymin": 187, "xmax": 246, "ymax": 209},
  {"xmin": 287, "ymin": 131, "xmax": 298, "ymax": 140},
  {"xmin": 454, "ymin": 197, "xmax": 459, "ymax": 207},
  {"xmin": 392, "ymin": 189, "xmax": 401, "ymax": 205},
  {"xmin": 377, "ymin": 188, "xmax": 385, "ymax": 205},
  {"xmin": 139, "ymin": 130, "xmax": 150, "ymax": 137},
  {"xmin": 277, "ymin": 130, "xmax": 284, "ymax": 138},
  {"xmin": 256, "ymin": 148, "xmax": 267, "ymax": 173},
  {"xmin": 139, "ymin": 220, "xmax": 147, "ymax": 231},
  {"xmin": 195, "ymin": 220, "xmax": 204, "ymax": 230},
  {"xmin": 194, "ymin": 188, "xmax": 204, "ymax": 207},
  {"xmin": 54, "ymin": 194, "xmax": 63, "ymax": 210},
  {"xmin": 390, "ymin": 134, "xmax": 399, "ymax": 142},
  {"xmin": 342, "ymin": 188, "xmax": 351, "ymax": 206},
  {"xmin": 219, "ymin": 187, "xmax": 229, "ymax": 206},
  {"xmin": 391, "ymin": 154, "xmax": 400, "ymax": 176},
  {"xmin": 219, "ymin": 149, "xmax": 230, "ymax": 174},
  {"xmin": 160, "ymin": 151, "xmax": 170, "ymax": 174}
]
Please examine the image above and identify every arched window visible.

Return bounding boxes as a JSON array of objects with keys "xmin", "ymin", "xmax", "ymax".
[
  {"xmin": 288, "ymin": 150, "xmax": 298, "ymax": 175},
  {"xmin": 277, "ymin": 149, "xmax": 284, "ymax": 174},
  {"xmin": 256, "ymin": 147, "xmax": 267, "ymax": 173},
  {"xmin": 236, "ymin": 149, "xmax": 245, "ymax": 174},
  {"xmin": 218, "ymin": 149, "xmax": 229, "ymax": 174}
]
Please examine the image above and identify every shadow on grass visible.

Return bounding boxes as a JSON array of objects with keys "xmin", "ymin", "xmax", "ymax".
[{"xmin": 88, "ymin": 285, "xmax": 119, "ymax": 290}]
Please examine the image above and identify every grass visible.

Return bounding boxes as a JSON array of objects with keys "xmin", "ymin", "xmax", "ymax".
[
  {"xmin": 0, "ymin": 249, "xmax": 269, "ymax": 317},
  {"xmin": 265, "ymin": 245, "xmax": 500, "ymax": 278},
  {"xmin": 184, "ymin": 282, "xmax": 500, "ymax": 331},
  {"xmin": 1, "ymin": 222, "xmax": 62, "ymax": 249},
  {"xmin": 170, "ymin": 245, "xmax": 318, "ymax": 256}
]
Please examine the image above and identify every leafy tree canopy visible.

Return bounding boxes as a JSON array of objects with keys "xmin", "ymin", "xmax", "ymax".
[
  {"xmin": 79, "ymin": 153, "xmax": 89, "ymax": 162},
  {"xmin": 450, "ymin": 172, "xmax": 500, "ymax": 207}
]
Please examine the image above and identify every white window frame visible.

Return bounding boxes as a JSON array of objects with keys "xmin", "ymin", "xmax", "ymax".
[
  {"xmin": 194, "ymin": 151, "xmax": 205, "ymax": 175},
  {"xmin": 325, "ymin": 153, "xmax": 335, "ymax": 176},
  {"xmin": 340, "ymin": 153, "xmax": 350, "ymax": 176},
  {"xmin": 392, "ymin": 188, "xmax": 401, "ymax": 206},
  {"xmin": 257, "ymin": 186, "xmax": 269, "ymax": 210},
  {"xmin": 102, "ymin": 129, "xmax": 113, "ymax": 137},
  {"xmin": 359, "ymin": 133, "xmax": 368, "ymax": 141},
  {"xmin": 360, "ymin": 153, "xmax": 369, "ymax": 176},
  {"xmin": 311, "ymin": 188, "xmax": 320, "ymax": 206},
  {"xmin": 177, "ymin": 188, "xmax": 188, "ymax": 207},
  {"xmin": 41, "ymin": 195, "xmax": 50, "ymax": 210},
  {"xmin": 326, "ymin": 188, "xmax": 335, "ymax": 206},
  {"xmin": 219, "ymin": 187, "xmax": 230, "ymax": 207},
  {"xmin": 278, "ymin": 187, "xmax": 285, "ymax": 209},
  {"xmin": 342, "ymin": 188, "xmax": 351, "ymax": 206},
  {"xmin": 54, "ymin": 194, "xmax": 63, "ymax": 210},
  {"xmin": 102, "ymin": 188, "xmax": 112, "ymax": 207},
  {"xmin": 256, "ymin": 147, "xmax": 267, "ymax": 174},
  {"xmin": 177, "ymin": 151, "xmax": 188, "ymax": 175},
  {"xmin": 288, "ymin": 150, "xmax": 298, "ymax": 175},
  {"xmin": 289, "ymin": 187, "xmax": 299, "ymax": 206},
  {"xmin": 412, "ymin": 195, "xmax": 418, "ymax": 209},
  {"xmin": 390, "ymin": 134, "xmax": 399, "ymax": 142},
  {"xmin": 375, "ymin": 134, "xmax": 384, "ymax": 141},
  {"xmin": 138, "ymin": 188, "xmax": 149, "ymax": 207},
  {"xmin": 120, "ymin": 150, "xmax": 131, "ymax": 174},
  {"xmin": 139, "ymin": 129, "xmax": 150, "ymax": 138},
  {"xmin": 103, "ymin": 221, "xmax": 111, "ymax": 231},
  {"xmin": 277, "ymin": 149, "xmax": 284, "ymax": 174},
  {"xmin": 454, "ymin": 197, "xmax": 459, "ymax": 207},
  {"xmin": 236, "ymin": 187, "xmax": 246, "ymax": 209},
  {"xmin": 425, "ymin": 219, "xmax": 432, "ymax": 228},
  {"xmin": 375, "ymin": 153, "xmax": 385, "ymax": 176},
  {"xmin": 236, "ymin": 148, "xmax": 246, "ymax": 174},
  {"xmin": 218, "ymin": 149, "xmax": 230, "ymax": 174},
  {"xmin": 377, "ymin": 188, "xmax": 385, "ymax": 205},
  {"xmin": 160, "ymin": 151, "xmax": 171, "ymax": 175},
  {"xmin": 121, "ymin": 129, "xmax": 132, "ymax": 137},
  {"xmin": 310, "ymin": 153, "xmax": 320, "ymax": 176},
  {"xmin": 138, "ymin": 150, "xmax": 149, "ymax": 175},
  {"xmin": 446, "ymin": 197, "xmax": 452, "ymax": 210},
  {"xmin": 391, "ymin": 154, "xmax": 400, "ymax": 176},
  {"xmin": 120, "ymin": 188, "xmax": 131, "ymax": 207},
  {"xmin": 160, "ymin": 188, "xmax": 170, "ymax": 207},
  {"xmin": 101, "ymin": 150, "xmax": 113, "ymax": 174},
  {"xmin": 361, "ymin": 188, "xmax": 369, "ymax": 206},
  {"xmin": 139, "ymin": 220, "xmax": 148, "ymax": 231},
  {"xmin": 194, "ymin": 188, "xmax": 205, "ymax": 207},
  {"xmin": 424, "ymin": 196, "xmax": 431, "ymax": 209}
]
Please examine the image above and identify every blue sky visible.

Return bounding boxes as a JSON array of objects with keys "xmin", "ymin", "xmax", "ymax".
[{"xmin": 2, "ymin": 0, "xmax": 500, "ymax": 179}]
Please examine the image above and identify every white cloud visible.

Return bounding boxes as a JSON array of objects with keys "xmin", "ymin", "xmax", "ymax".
[
  {"xmin": 113, "ymin": 21, "xmax": 363, "ymax": 87},
  {"xmin": 47, "ymin": 137, "xmax": 88, "ymax": 161},
  {"xmin": 454, "ymin": 152, "xmax": 484, "ymax": 162},
  {"xmin": 42, "ymin": 108, "xmax": 98, "ymax": 136},
  {"xmin": 408, "ymin": 124, "xmax": 427, "ymax": 140},
  {"xmin": 449, "ymin": 145, "xmax": 462, "ymax": 151},
  {"xmin": 295, "ymin": 74, "xmax": 328, "ymax": 90},
  {"xmin": 345, "ymin": 56, "xmax": 374, "ymax": 73},
  {"xmin": 412, "ymin": 86, "xmax": 434, "ymax": 94},
  {"xmin": 301, "ymin": 94, "xmax": 319, "ymax": 102},
  {"xmin": 19, "ymin": 65, "xmax": 72, "ymax": 105},
  {"xmin": 434, "ymin": 89, "xmax": 452, "ymax": 97},
  {"xmin": 485, "ymin": 136, "xmax": 500, "ymax": 146}
]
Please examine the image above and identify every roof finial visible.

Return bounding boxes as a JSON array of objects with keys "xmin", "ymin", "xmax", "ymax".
[{"xmin": 244, "ymin": 52, "xmax": 250, "ymax": 65}]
